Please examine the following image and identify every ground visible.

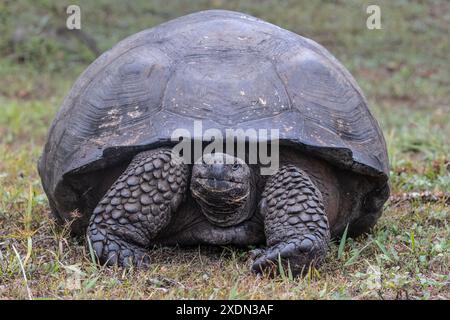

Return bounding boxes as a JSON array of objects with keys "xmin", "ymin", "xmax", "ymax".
[{"xmin": 0, "ymin": 0, "xmax": 448, "ymax": 299}]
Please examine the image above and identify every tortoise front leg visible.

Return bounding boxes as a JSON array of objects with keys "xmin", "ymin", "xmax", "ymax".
[
  {"xmin": 252, "ymin": 165, "xmax": 330, "ymax": 276},
  {"xmin": 87, "ymin": 148, "xmax": 189, "ymax": 267}
]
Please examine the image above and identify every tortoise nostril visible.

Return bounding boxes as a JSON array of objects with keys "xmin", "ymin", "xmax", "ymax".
[{"xmin": 211, "ymin": 163, "xmax": 224, "ymax": 179}]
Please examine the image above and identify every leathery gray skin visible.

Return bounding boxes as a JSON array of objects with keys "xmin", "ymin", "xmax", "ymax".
[{"xmin": 87, "ymin": 149, "xmax": 330, "ymax": 275}]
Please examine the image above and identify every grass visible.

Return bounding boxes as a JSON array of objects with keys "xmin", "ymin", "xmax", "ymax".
[{"xmin": 0, "ymin": 0, "xmax": 449, "ymax": 299}]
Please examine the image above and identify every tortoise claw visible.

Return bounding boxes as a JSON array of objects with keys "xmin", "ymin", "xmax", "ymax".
[{"xmin": 251, "ymin": 236, "xmax": 327, "ymax": 276}]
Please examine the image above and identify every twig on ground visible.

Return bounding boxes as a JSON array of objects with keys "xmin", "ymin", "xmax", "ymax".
[{"xmin": 390, "ymin": 191, "xmax": 449, "ymax": 205}]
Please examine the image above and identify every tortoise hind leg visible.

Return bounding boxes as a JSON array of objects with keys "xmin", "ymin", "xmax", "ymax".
[
  {"xmin": 87, "ymin": 148, "xmax": 189, "ymax": 267},
  {"xmin": 252, "ymin": 165, "xmax": 330, "ymax": 276}
]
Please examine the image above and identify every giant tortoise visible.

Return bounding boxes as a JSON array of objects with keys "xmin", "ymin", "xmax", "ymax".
[{"xmin": 39, "ymin": 10, "xmax": 389, "ymax": 275}]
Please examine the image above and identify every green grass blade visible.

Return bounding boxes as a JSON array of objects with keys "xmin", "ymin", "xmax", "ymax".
[
  {"xmin": 410, "ymin": 231, "xmax": 416, "ymax": 252},
  {"xmin": 278, "ymin": 253, "xmax": 287, "ymax": 281},
  {"xmin": 86, "ymin": 236, "xmax": 98, "ymax": 269},
  {"xmin": 375, "ymin": 239, "xmax": 392, "ymax": 262},
  {"xmin": 23, "ymin": 184, "xmax": 34, "ymax": 267},
  {"xmin": 338, "ymin": 224, "xmax": 349, "ymax": 260}
]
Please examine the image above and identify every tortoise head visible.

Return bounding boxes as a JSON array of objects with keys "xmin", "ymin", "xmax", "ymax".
[{"xmin": 191, "ymin": 153, "xmax": 255, "ymax": 227}]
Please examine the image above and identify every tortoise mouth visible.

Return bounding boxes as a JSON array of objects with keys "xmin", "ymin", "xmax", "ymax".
[
  {"xmin": 196, "ymin": 177, "xmax": 244, "ymax": 191},
  {"xmin": 192, "ymin": 177, "xmax": 247, "ymax": 200},
  {"xmin": 190, "ymin": 178, "xmax": 252, "ymax": 227}
]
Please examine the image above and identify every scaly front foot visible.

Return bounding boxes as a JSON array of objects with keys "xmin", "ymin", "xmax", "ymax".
[{"xmin": 252, "ymin": 165, "xmax": 330, "ymax": 276}]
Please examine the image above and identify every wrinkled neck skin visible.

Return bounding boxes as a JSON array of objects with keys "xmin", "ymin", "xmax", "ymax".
[{"xmin": 190, "ymin": 153, "xmax": 258, "ymax": 227}]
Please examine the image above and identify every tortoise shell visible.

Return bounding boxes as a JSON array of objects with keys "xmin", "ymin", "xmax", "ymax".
[{"xmin": 38, "ymin": 10, "xmax": 389, "ymax": 230}]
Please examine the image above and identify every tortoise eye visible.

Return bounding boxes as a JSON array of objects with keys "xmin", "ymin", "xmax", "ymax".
[{"xmin": 232, "ymin": 163, "xmax": 240, "ymax": 171}]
